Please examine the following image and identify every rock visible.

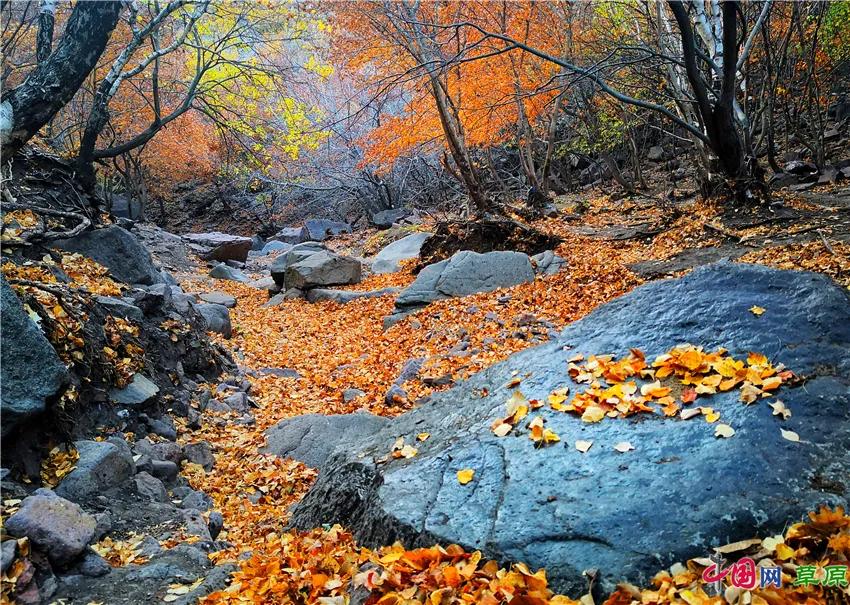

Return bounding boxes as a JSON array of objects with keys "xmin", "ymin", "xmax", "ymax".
[
  {"xmin": 208, "ymin": 512, "xmax": 224, "ymax": 541},
  {"xmin": 269, "ymin": 242, "xmax": 327, "ymax": 287},
  {"xmin": 260, "ymin": 240, "xmax": 292, "ymax": 255},
  {"xmin": 182, "ymin": 510, "xmax": 212, "ymax": 542},
  {"xmin": 183, "ymin": 442, "xmax": 215, "ymax": 472},
  {"xmin": 291, "ymin": 262, "xmax": 850, "ymax": 594},
  {"xmin": 222, "ymin": 392, "xmax": 248, "ymax": 412},
  {"xmin": 136, "ymin": 440, "xmax": 184, "ymax": 465},
  {"xmin": 371, "ymin": 232, "xmax": 432, "ymax": 274},
  {"xmin": 384, "ymin": 384, "xmax": 408, "ymax": 406},
  {"xmin": 647, "ymin": 145, "xmax": 664, "ymax": 161},
  {"xmin": 303, "ymin": 219, "xmax": 352, "ymax": 241},
  {"xmin": 55, "ymin": 225, "xmax": 162, "ymax": 285},
  {"xmin": 109, "ymin": 373, "xmax": 159, "ymax": 407},
  {"xmin": 95, "ymin": 296, "xmax": 145, "ymax": 322},
  {"xmin": 256, "ymin": 367, "xmax": 301, "ymax": 379},
  {"xmin": 180, "ymin": 490, "xmax": 213, "ymax": 512},
  {"xmin": 133, "ymin": 472, "xmax": 168, "ymax": 503},
  {"xmin": 78, "ymin": 549, "xmax": 111, "ymax": 577},
  {"xmin": 823, "ymin": 127, "xmax": 840, "ymax": 142},
  {"xmin": 395, "ymin": 250, "xmax": 534, "ymax": 311},
  {"xmin": 1, "ymin": 539, "xmax": 17, "ymax": 574},
  {"xmin": 204, "ymin": 399, "xmax": 232, "ymax": 413},
  {"xmin": 1, "ymin": 277, "xmax": 67, "ymax": 437},
  {"xmin": 250, "ymin": 234, "xmax": 265, "ymax": 251},
  {"xmin": 247, "ymin": 276, "xmax": 279, "ymax": 292},
  {"xmin": 110, "ymin": 194, "xmax": 142, "ymax": 221},
  {"xmin": 146, "ymin": 415, "xmax": 177, "ymax": 441},
  {"xmin": 263, "ymin": 412, "xmax": 389, "ymax": 471},
  {"xmin": 783, "ymin": 160, "xmax": 818, "ymax": 176},
  {"xmin": 531, "ymin": 250, "xmax": 567, "ymax": 276},
  {"xmin": 198, "ymin": 291, "xmax": 237, "ymax": 308},
  {"xmin": 5, "ymin": 490, "xmax": 96, "ymax": 566},
  {"xmin": 208, "ymin": 263, "xmax": 248, "ymax": 283},
  {"xmin": 273, "ymin": 226, "xmax": 308, "ymax": 245},
  {"xmin": 56, "ymin": 440, "xmax": 135, "ymax": 502},
  {"xmin": 394, "ymin": 358, "xmax": 423, "ymax": 385},
  {"xmin": 306, "ymin": 286, "xmax": 400, "ymax": 304},
  {"xmin": 818, "ymin": 167, "xmax": 841, "ymax": 185},
  {"xmin": 150, "ymin": 460, "xmax": 179, "ymax": 483},
  {"xmin": 343, "ymin": 388, "xmax": 366, "ymax": 403},
  {"xmin": 182, "ymin": 232, "xmax": 252, "ymax": 263},
  {"xmin": 768, "ymin": 171, "xmax": 799, "ymax": 188},
  {"xmin": 371, "ymin": 208, "xmax": 410, "ymax": 229},
  {"xmin": 285, "ymin": 251, "xmax": 362, "ymax": 290},
  {"xmin": 195, "ymin": 303, "xmax": 232, "ymax": 338}
]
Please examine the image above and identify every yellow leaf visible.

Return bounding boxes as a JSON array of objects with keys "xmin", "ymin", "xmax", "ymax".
[
  {"xmin": 749, "ymin": 305, "xmax": 765, "ymax": 316},
  {"xmin": 714, "ymin": 423, "xmax": 735, "ymax": 438},
  {"xmin": 581, "ymin": 406, "xmax": 605, "ymax": 423},
  {"xmin": 457, "ymin": 469, "xmax": 474, "ymax": 485},
  {"xmin": 416, "ymin": 433, "xmax": 430, "ymax": 442}
]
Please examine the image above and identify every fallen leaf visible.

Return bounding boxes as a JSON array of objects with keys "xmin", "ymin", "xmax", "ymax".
[
  {"xmin": 575, "ymin": 440, "xmax": 593, "ymax": 453},
  {"xmin": 714, "ymin": 424, "xmax": 735, "ymax": 438},
  {"xmin": 749, "ymin": 305, "xmax": 765, "ymax": 316},
  {"xmin": 780, "ymin": 428, "xmax": 800, "ymax": 442},
  {"xmin": 769, "ymin": 400, "xmax": 791, "ymax": 420},
  {"xmin": 416, "ymin": 432, "xmax": 430, "ymax": 442},
  {"xmin": 613, "ymin": 441, "xmax": 634, "ymax": 453},
  {"xmin": 457, "ymin": 468, "xmax": 475, "ymax": 484},
  {"xmin": 581, "ymin": 406, "xmax": 605, "ymax": 423}
]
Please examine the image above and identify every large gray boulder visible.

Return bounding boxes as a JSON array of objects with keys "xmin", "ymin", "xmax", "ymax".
[
  {"xmin": 109, "ymin": 373, "xmax": 159, "ymax": 406},
  {"xmin": 395, "ymin": 250, "xmax": 534, "ymax": 310},
  {"xmin": 273, "ymin": 227, "xmax": 308, "ymax": 245},
  {"xmin": 1, "ymin": 278, "xmax": 67, "ymax": 437},
  {"xmin": 182, "ymin": 232, "xmax": 251, "ymax": 263},
  {"xmin": 55, "ymin": 225, "xmax": 162, "ymax": 285},
  {"xmin": 284, "ymin": 251, "xmax": 362, "ymax": 290},
  {"xmin": 5, "ymin": 489, "xmax": 96, "ymax": 566},
  {"xmin": 371, "ymin": 232, "xmax": 431, "ymax": 274},
  {"xmin": 269, "ymin": 242, "xmax": 327, "ymax": 288},
  {"xmin": 306, "ymin": 287, "xmax": 400, "ymax": 304},
  {"xmin": 303, "ymin": 219, "xmax": 352, "ymax": 241},
  {"xmin": 260, "ymin": 240, "xmax": 292, "ymax": 255},
  {"xmin": 56, "ymin": 440, "xmax": 135, "ymax": 503},
  {"xmin": 264, "ymin": 412, "xmax": 389, "ymax": 471},
  {"xmin": 291, "ymin": 262, "xmax": 850, "ymax": 595},
  {"xmin": 209, "ymin": 263, "xmax": 248, "ymax": 282},
  {"xmin": 371, "ymin": 208, "xmax": 410, "ymax": 229}
]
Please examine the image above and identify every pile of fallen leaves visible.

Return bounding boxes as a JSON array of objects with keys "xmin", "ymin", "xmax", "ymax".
[
  {"xmin": 39, "ymin": 445, "xmax": 79, "ymax": 488},
  {"xmin": 491, "ymin": 345, "xmax": 793, "ymax": 444}
]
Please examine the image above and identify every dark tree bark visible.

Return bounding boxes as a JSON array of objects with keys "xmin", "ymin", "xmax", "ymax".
[
  {"xmin": 0, "ymin": 1, "xmax": 122, "ymax": 156},
  {"xmin": 35, "ymin": 0, "xmax": 56, "ymax": 64}
]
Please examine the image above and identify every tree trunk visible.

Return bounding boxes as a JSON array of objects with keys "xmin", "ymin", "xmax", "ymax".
[
  {"xmin": 36, "ymin": 0, "xmax": 57, "ymax": 64},
  {"xmin": 0, "ymin": 1, "xmax": 122, "ymax": 156}
]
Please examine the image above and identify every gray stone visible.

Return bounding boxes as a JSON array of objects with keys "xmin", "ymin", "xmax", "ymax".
[
  {"xmin": 784, "ymin": 160, "xmax": 818, "ymax": 176},
  {"xmin": 384, "ymin": 384, "xmax": 408, "ymax": 406},
  {"xmin": 248, "ymin": 276, "xmax": 278, "ymax": 292},
  {"xmin": 251, "ymin": 234, "xmax": 265, "ymax": 251},
  {"xmin": 223, "ymin": 391, "xmax": 248, "ymax": 412},
  {"xmin": 195, "ymin": 303, "xmax": 232, "ymax": 338},
  {"xmin": 343, "ymin": 388, "xmax": 366, "ymax": 403},
  {"xmin": 198, "ymin": 291, "xmax": 236, "ymax": 308},
  {"xmin": 56, "ymin": 440, "xmax": 135, "ymax": 503},
  {"xmin": 269, "ymin": 241, "xmax": 327, "ymax": 287},
  {"xmin": 208, "ymin": 263, "xmax": 248, "ymax": 283},
  {"xmin": 371, "ymin": 208, "xmax": 410, "ymax": 229},
  {"xmin": 256, "ymin": 367, "xmax": 301, "ymax": 379},
  {"xmin": 395, "ymin": 250, "xmax": 534, "ymax": 310},
  {"xmin": 531, "ymin": 250, "xmax": 567, "ymax": 276},
  {"xmin": 306, "ymin": 287, "xmax": 400, "ymax": 304},
  {"xmin": 371, "ymin": 232, "xmax": 431, "ymax": 274},
  {"xmin": 180, "ymin": 490, "xmax": 213, "ymax": 512},
  {"xmin": 134, "ymin": 472, "xmax": 168, "ymax": 503},
  {"xmin": 134, "ymin": 439, "xmax": 184, "ymax": 465},
  {"xmin": 273, "ymin": 226, "xmax": 308, "ymax": 245},
  {"xmin": 55, "ymin": 225, "xmax": 162, "ymax": 285},
  {"xmin": 183, "ymin": 232, "xmax": 252, "ymax": 263},
  {"xmin": 182, "ymin": 509, "xmax": 212, "ymax": 541},
  {"xmin": 109, "ymin": 373, "xmax": 159, "ymax": 407},
  {"xmin": 5, "ymin": 490, "xmax": 96, "ymax": 566},
  {"xmin": 183, "ymin": 442, "xmax": 214, "ymax": 472},
  {"xmin": 263, "ymin": 412, "xmax": 389, "ymax": 471},
  {"xmin": 208, "ymin": 512, "xmax": 224, "ymax": 541},
  {"xmin": 146, "ymin": 416, "xmax": 177, "ymax": 441},
  {"xmin": 1, "ymin": 539, "xmax": 17, "ymax": 574},
  {"xmin": 303, "ymin": 219, "xmax": 352, "ymax": 241},
  {"xmin": 1, "ymin": 277, "xmax": 67, "ymax": 437},
  {"xmin": 78, "ymin": 549, "xmax": 111, "ymax": 577},
  {"xmin": 647, "ymin": 145, "xmax": 664, "ymax": 161},
  {"xmin": 96, "ymin": 296, "xmax": 144, "ymax": 322},
  {"xmin": 285, "ymin": 251, "xmax": 362, "ymax": 290},
  {"xmin": 110, "ymin": 194, "xmax": 142, "ymax": 221},
  {"xmin": 150, "ymin": 460, "xmax": 179, "ymax": 483},
  {"xmin": 291, "ymin": 262, "xmax": 850, "ymax": 594},
  {"xmin": 260, "ymin": 240, "xmax": 292, "ymax": 255}
]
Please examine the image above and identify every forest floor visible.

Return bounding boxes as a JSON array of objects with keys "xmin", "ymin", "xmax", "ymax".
[{"xmin": 157, "ymin": 189, "xmax": 850, "ymax": 604}]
